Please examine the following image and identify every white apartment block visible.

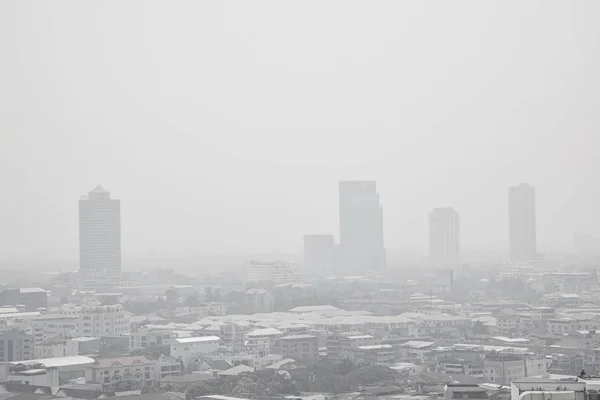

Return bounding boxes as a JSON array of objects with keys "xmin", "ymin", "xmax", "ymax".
[
  {"xmin": 33, "ymin": 305, "xmax": 129, "ymax": 341},
  {"xmin": 129, "ymin": 329, "xmax": 174, "ymax": 351},
  {"xmin": 170, "ymin": 336, "xmax": 220, "ymax": 365},
  {"xmin": 34, "ymin": 340, "xmax": 79, "ymax": 359},
  {"xmin": 245, "ymin": 261, "xmax": 300, "ymax": 284}
]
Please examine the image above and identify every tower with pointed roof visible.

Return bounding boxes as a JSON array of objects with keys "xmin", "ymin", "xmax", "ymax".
[{"xmin": 79, "ymin": 185, "xmax": 122, "ymax": 278}]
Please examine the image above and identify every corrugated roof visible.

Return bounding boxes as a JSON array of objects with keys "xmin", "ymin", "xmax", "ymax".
[
  {"xmin": 172, "ymin": 336, "xmax": 220, "ymax": 344},
  {"xmin": 12, "ymin": 356, "xmax": 95, "ymax": 368}
]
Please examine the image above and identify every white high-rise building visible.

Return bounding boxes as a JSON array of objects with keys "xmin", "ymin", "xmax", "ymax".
[
  {"xmin": 509, "ymin": 183, "xmax": 537, "ymax": 263},
  {"xmin": 338, "ymin": 181, "xmax": 386, "ymax": 274},
  {"xmin": 79, "ymin": 185, "xmax": 121, "ymax": 278},
  {"xmin": 429, "ymin": 207, "xmax": 460, "ymax": 269}
]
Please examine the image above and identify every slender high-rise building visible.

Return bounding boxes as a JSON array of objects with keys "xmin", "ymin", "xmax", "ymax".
[
  {"xmin": 429, "ymin": 207, "xmax": 460, "ymax": 269},
  {"xmin": 79, "ymin": 185, "xmax": 122, "ymax": 278},
  {"xmin": 509, "ymin": 183, "xmax": 537, "ymax": 263},
  {"xmin": 338, "ymin": 181, "xmax": 386, "ymax": 274},
  {"xmin": 303, "ymin": 234, "xmax": 334, "ymax": 277}
]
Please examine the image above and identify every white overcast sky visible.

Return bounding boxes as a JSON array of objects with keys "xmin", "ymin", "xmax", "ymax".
[{"xmin": 1, "ymin": 1, "xmax": 599, "ymax": 259}]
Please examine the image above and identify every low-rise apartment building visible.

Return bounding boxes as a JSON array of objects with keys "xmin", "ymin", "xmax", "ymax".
[
  {"xmin": 170, "ymin": 336, "xmax": 220, "ymax": 364},
  {"xmin": 129, "ymin": 328, "xmax": 174, "ymax": 351},
  {"xmin": 85, "ymin": 356, "xmax": 155, "ymax": 385},
  {"xmin": 272, "ymin": 334, "xmax": 319, "ymax": 361},
  {"xmin": 0, "ymin": 328, "xmax": 34, "ymax": 362}
]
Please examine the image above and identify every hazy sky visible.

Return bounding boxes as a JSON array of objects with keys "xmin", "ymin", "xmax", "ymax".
[{"xmin": 1, "ymin": 1, "xmax": 599, "ymax": 260}]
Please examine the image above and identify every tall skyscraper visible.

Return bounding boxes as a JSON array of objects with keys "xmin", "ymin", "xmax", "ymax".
[
  {"xmin": 303, "ymin": 234, "xmax": 335, "ymax": 277},
  {"xmin": 429, "ymin": 207, "xmax": 460, "ymax": 269},
  {"xmin": 79, "ymin": 185, "xmax": 122, "ymax": 277},
  {"xmin": 509, "ymin": 183, "xmax": 537, "ymax": 263},
  {"xmin": 338, "ymin": 181, "xmax": 386, "ymax": 274}
]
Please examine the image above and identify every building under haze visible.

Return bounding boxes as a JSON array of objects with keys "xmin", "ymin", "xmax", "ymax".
[
  {"xmin": 338, "ymin": 181, "xmax": 386, "ymax": 274},
  {"xmin": 509, "ymin": 183, "xmax": 537, "ymax": 263},
  {"xmin": 429, "ymin": 207, "xmax": 460, "ymax": 269},
  {"xmin": 303, "ymin": 234, "xmax": 335, "ymax": 277},
  {"xmin": 79, "ymin": 185, "xmax": 122, "ymax": 278}
]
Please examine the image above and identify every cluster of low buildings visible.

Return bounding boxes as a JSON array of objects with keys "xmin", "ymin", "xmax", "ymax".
[{"xmin": 2, "ymin": 263, "xmax": 600, "ymax": 400}]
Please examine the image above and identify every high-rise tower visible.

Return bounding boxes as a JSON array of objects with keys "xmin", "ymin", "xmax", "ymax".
[
  {"xmin": 509, "ymin": 183, "xmax": 537, "ymax": 263},
  {"xmin": 429, "ymin": 207, "xmax": 460, "ymax": 269},
  {"xmin": 79, "ymin": 185, "xmax": 122, "ymax": 278},
  {"xmin": 338, "ymin": 181, "xmax": 386, "ymax": 274}
]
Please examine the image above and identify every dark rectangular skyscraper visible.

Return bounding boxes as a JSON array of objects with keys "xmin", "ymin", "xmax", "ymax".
[
  {"xmin": 338, "ymin": 181, "xmax": 386, "ymax": 274},
  {"xmin": 509, "ymin": 183, "xmax": 537, "ymax": 263},
  {"xmin": 79, "ymin": 185, "xmax": 122, "ymax": 277}
]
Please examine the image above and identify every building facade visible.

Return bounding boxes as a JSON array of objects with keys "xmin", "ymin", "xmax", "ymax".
[
  {"xmin": 79, "ymin": 185, "xmax": 122, "ymax": 278},
  {"xmin": 509, "ymin": 183, "xmax": 537, "ymax": 263},
  {"xmin": 338, "ymin": 181, "xmax": 386, "ymax": 274},
  {"xmin": 429, "ymin": 207, "xmax": 460, "ymax": 269},
  {"xmin": 0, "ymin": 328, "xmax": 34, "ymax": 362}
]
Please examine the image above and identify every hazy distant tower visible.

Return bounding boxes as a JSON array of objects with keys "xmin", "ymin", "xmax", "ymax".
[
  {"xmin": 509, "ymin": 183, "xmax": 537, "ymax": 263},
  {"xmin": 338, "ymin": 181, "xmax": 386, "ymax": 274},
  {"xmin": 79, "ymin": 185, "xmax": 122, "ymax": 277},
  {"xmin": 429, "ymin": 207, "xmax": 460, "ymax": 268},
  {"xmin": 303, "ymin": 234, "xmax": 334, "ymax": 277}
]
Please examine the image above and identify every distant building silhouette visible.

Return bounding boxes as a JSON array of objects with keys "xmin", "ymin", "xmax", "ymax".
[
  {"xmin": 79, "ymin": 185, "xmax": 122, "ymax": 278},
  {"xmin": 303, "ymin": 234, "xmax": 334, "ymax": 277},
  {"xmin": 338, "ymin": 181, "xmax": 386, "ymax": 274},
  {"xmin": 509, "ymin": 183, "xmax": 537, "ymax": 263},
  {"xmin": 429, "ymin": 207, "xmax": 460, "ymax": 269}
]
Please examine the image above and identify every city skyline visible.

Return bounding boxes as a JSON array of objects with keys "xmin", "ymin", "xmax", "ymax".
[{"xmin": 1, "ymin": 2, "xmax": 599, "ymax": 259}]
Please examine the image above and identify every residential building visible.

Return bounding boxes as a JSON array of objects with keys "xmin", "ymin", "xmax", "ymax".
[
  {"xmin": 1, "ymin": 355, "xmax": 95, "ymax": 383},
  {"xmin": 547, "ymin": 318, "xmax": 575, "ymax": 335},
  {"xmin": 85, "ymin": 356, "xmax": 155, "ymax": 385},
  {"xmin": 0, "ymin": 288, "xmax": 48, "ymax": 312},
  {"xmin": 494, "ymin": 309, "xmax": 527, "ymax": 336},
  {"xmin": 429, "ymin": 207, "xmax": 460, "ymax": 269},
  {"xmin": 444, "ymin": 384, "xmax": 489, "ymax": 400},
  {"xmin": 129, "ymin": 328, "xmax": 174, "ymax": 351},
  {"xmin": 509, "ymin": 183, "xmax": 537, "ymax": 263},
  {"xmin": 338, "ymin": 181, "xmax": 386, "ymax": 274},
  {"xmin": 327, "ymin": 333, "xmax": 379, "ymax": 361},
  {"xmin": 34, "ymin": 339, "xmax": 78, "ymax": 359},
  {"xmin": 354, "ymin": 344, "xmax": 395, "ymax": 366},
  {"xmin": 79, "ymin": 185, "xmax": 122, "ymax": 278},
  {"xmin": 244, "ymin": 261, "xmax": 300, "ymax": 283},
  {"xmin": 483, "ymin": 354, "xmax": 530, "ymax": 385},
  {"xmin": 245, "ymin": 289, "xmax": 274, "ymax": 313},
  {"xmin": 31, "ymin": 315, "xmax": 79, "ymax": 346},
  {"xmin": 303, "ymin": 234, "xmax": 335, "ymax": 277},
  {"xmin": 155, "ymin": 355, "xmax": 183, "ymax": 381},
  {"xmin": 0, "ymin": 328, "xmax": 34, "ymax": 362},
  {"xmin": 272, "ymin": 334, "xmax": 319, "ymax": 361},
  {"xmin": 170, "ymin": 336, "xmax": 220, "ymax": 364}
]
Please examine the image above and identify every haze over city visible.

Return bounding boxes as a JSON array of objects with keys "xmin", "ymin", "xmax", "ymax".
[
  {"xmin": 3, "ymin": 2, "xmax": 600, "ymax": 400},
  {"xmin": 1, "ymin": 1, "xmax": 599, "ymax": 263}
]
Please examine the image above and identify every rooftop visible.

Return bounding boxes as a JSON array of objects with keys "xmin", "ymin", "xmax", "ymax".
[
  {"xmin": 288, "ymin": 305, "xmax": 339, "ymax": 313},
  {"xmin": 11, "ymin": 355, "xmax": 95, "ymax": 368},
  {"xmin": 246, "ymin": 328, "xmax": 283, "ymax": 337},
  {"xmin": 173, "ymin": 336, "xmax": 220, "ymax": 344},
  {"xmin": 19, "ymin": 287, "xmax": 47, "ymax": 294},
  {"xmin": 93, "ymin": 356, "xmax": 152, "ymax": 368},
  {"xmin": 278, "ymin": 334, "xmax": 317, "ymax": 340}
]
